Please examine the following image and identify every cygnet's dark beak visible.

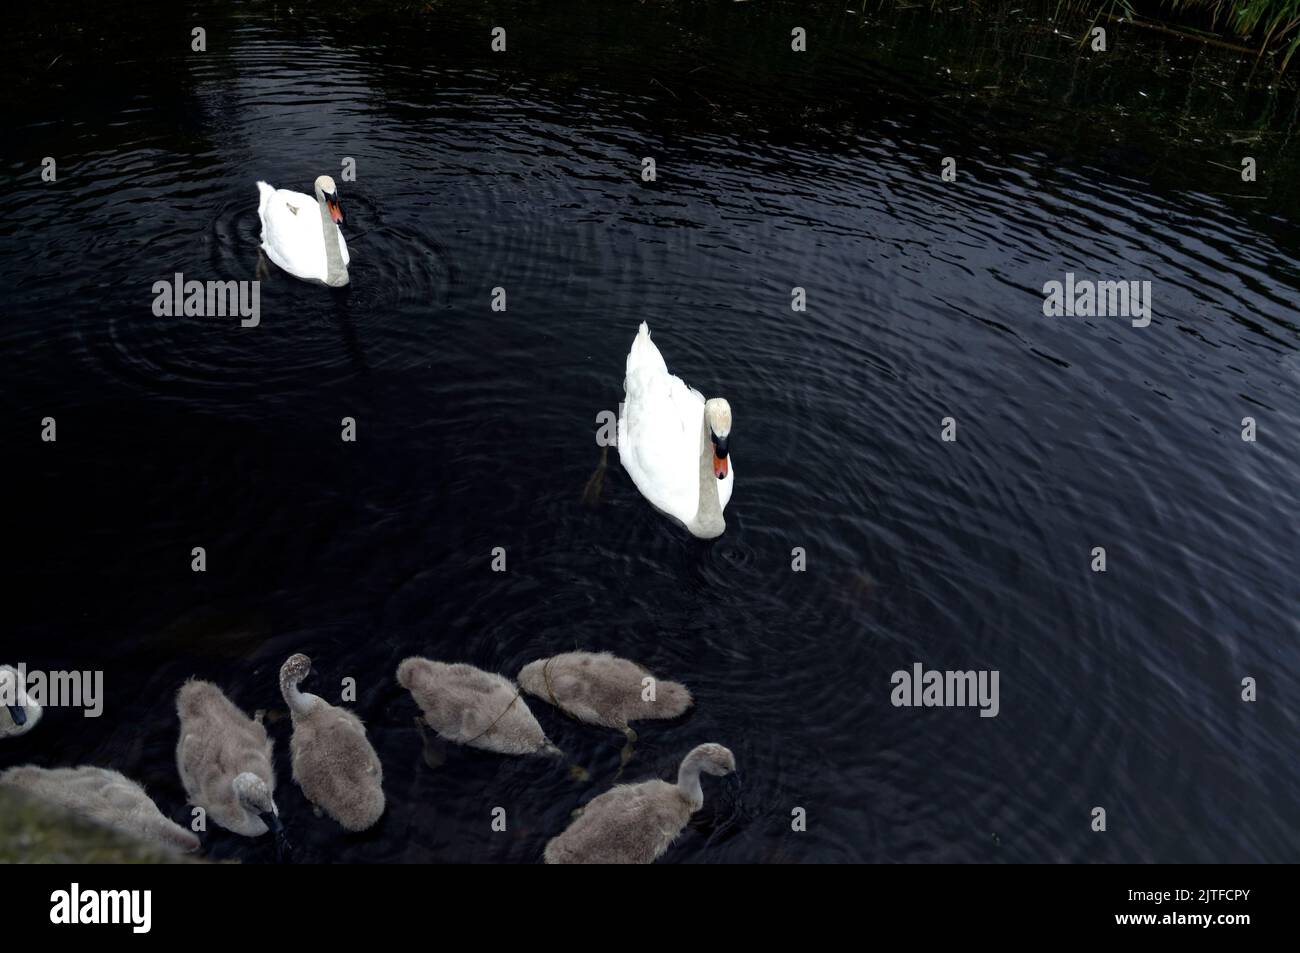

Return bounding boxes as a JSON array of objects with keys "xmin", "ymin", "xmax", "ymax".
[
  {"xmin": 261, "ymin": 811, "xmax": 292, "ymax": 863},
  {"xmin": 7, "ymin": 704, "xmax": 26, "ymax": 727}
]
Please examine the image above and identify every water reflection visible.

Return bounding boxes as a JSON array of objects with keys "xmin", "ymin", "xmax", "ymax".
[{"xmin": 0, "ymin": 0, "xmax": 1296, "ymax": 864}]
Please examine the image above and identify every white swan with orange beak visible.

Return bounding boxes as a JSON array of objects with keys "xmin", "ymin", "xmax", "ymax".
[
  {"xmin": 255, "ymin": 174, "xmax": 350, "ymax": 287},
  {"xmin": 617, "ymin": 322, "xmax": 734, "ymax": 538}
]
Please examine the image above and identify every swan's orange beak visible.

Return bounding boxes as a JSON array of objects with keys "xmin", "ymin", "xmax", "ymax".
[
  {"xmin": 710, "ymin": 432, "xmax": 730, "ymax": 480},
  {"xmin": 326, "ymin": 193, "xmax": 345, "ymax": 225}
]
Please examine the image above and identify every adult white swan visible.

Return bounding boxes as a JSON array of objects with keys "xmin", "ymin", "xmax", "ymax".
[
  {"xmin": 255, "ymin": 175, "xmax": 350, "ymax": 287},
  {"xmin": 618, "ymin": 322, "xmax": 734, "ymax": 538}
]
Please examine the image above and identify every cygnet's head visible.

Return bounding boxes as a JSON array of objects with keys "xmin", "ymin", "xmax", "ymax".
[
  {"xmin": 313, "ymin": 174, "xmax": 345, "ymax": 225},
  {"xmin": 687, "ymin": 742, "xmax": 736, "ymax": 777},
  {"xmin": 280, "ymin": 653, "xmax": 311, "ymax": 687},
  {"xmin": 0, "ymin": 665, "xmax": 41, "ymax": 737},
  {"xmin": 233, "ymin": 771, "xmax": 277, "ymax": 826},
  {"xmin": 279, "ymin": 653, "xmax": 317, "ymax": 713},
  {"xmin": 704, "ymin": 398, "xmax": 733, "ymax": 480},
  {"xmin": 235, "ymin": 771, "xmax": 291, "ymax": 861}
]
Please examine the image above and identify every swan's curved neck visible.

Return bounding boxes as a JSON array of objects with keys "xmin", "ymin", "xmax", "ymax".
[
  {"xmin": 280, "ymin": 672, "xmax": 316, "ymax": 717},
  {"xmin": 317, "ymin": 194, "xmax": 346, "ymax": 286},
  {"xmin": 676, "ymin": 757, "xmax": 705, "ymax": 811},
  {"xmin": 690, "ymin": 413, "xmax": 725, "ymax": 538}
]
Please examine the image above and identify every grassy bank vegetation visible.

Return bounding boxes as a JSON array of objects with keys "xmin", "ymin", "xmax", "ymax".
[{"xmin": 1062, "ymin": 0, "xmax": 1300, "ymax": 65}]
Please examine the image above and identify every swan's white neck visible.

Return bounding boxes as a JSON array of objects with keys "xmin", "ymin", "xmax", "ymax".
[
  {"xmin": 689, "ymin": 413, "xmax": 725, "ymax": 538},
  {"xmin": 676, "ymin": 757, "xmax": 706, "ymax": 811},
  {"xmin": 317, "ymin": 192, "xmax": 347, "ymax": 287}
]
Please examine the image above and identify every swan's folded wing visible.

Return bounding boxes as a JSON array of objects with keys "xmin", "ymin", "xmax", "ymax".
[
  {"xmin": 268, "ymin": 189, "xmax": 324, "ymax": 245},
  {"xmin": 623, "ymin": 369, "xmax": 703, "ymax": 523},
  {"xmin": 259, "ymin": 187, "xmax": 326, "ymax": 280}
]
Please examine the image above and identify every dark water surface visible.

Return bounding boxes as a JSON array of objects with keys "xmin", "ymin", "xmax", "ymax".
[{"xmin": 2, "ymin": 0, "xmax": 1297, "ymax": 863}]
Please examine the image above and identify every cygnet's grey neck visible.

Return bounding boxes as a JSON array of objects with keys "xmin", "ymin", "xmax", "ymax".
[
  {"xmin": 676, "ymin": 757, "xmax": 706, "ymax": 811},
  {"xmin": 280, "ymin": 671, "xmax": 318, "ymax": 717}
]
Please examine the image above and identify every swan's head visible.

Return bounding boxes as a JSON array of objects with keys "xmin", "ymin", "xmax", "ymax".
[
  {"xmin": 280, "ymin": 653, "xmax": 311, "ymax": 687},
  {"xmin": 314, "ymin": 174, "xmax": 345, "ymax": 225},
  {"xmin": 235, "ymin": 771, "xmax": 291, "ymax": 860},
  {"xmin": 233, "ymin": 771, "xmax": 278, "ymax": 827},
  {"xmin": 279, "ymin": 652, "xmax": 317, "ymax": 712},
  {"xmin": 0, "ymin": 665, "xmax": 40, "ymax": 737},
  {"xmin": 704, "ymin": 398, "xmax": 732, "ymax": 480},
  {"xmin": 687, "ymin": 742, "xmax": 736, "ymax": 777}
]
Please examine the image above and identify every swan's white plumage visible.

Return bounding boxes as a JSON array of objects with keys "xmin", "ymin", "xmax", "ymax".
[
  {"xmin": 256, "ymin": 180, "xmax": 349, "ymax": 285},
  {"xmin": 617, "ymin": 323, "xmax": 733, "ymax": 529}
]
